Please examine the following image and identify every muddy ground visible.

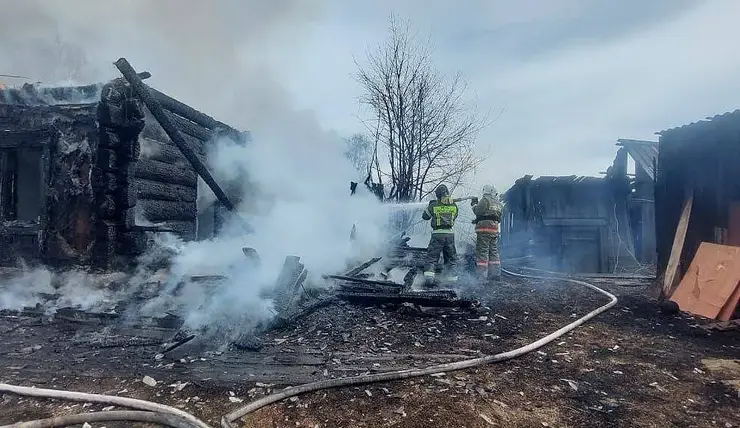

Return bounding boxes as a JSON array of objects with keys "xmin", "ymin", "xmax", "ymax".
[{"xmin": 1, "ymin": 274, "xmax": 738, "ymax": 428}]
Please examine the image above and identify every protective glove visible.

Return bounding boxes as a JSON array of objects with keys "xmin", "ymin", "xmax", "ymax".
[{"xmin": 470, "ymin": 197, "xmax": 479, "ymax": 206}]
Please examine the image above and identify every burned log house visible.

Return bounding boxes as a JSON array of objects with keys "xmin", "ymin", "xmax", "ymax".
[
  {"xmin": 0, "ymin": 77, "xmax": 248, "ymax": 270},
  {"xmin": 501, "ymin": 140, "xmax": 658, "ymax": 274},
  {"xmin": 655, "ymin": 109, "xmax": 740, "ymax": 283}
]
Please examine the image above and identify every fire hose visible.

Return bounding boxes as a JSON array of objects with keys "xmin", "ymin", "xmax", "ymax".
[
  {"xmin": 220, "ymin": 267, "xmax": 618, "ymax": 427},
  {"xmin": 0, "ymin": 384, "xmax": 212, "ymax": 428},
  {"xmin": 0, "ymin": 268, "xmax": 617, "ymax": 428}
]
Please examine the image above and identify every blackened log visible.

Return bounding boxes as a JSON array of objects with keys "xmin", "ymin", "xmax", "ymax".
[
  {"xmin": 0, "ymin": 129, "xmax": 52, "ymax": 149},
  {"xmin": 135, "ymin": 221, "xmax": 196, "ymax": 240},
  {"xmin": 122, "ymin": 207, "xmax": 136, "ymax": 228},
  {"xmin": 169, "ymin": 113, "xmax": 213, "ymax": 141},
  {"xmin": 118, "ymin": 230, "xmax": 147, "ymax": 256},
  {"xmin": 92, "ymin": 220, "xmax": 119, "ymax": 267},
  {"xmin": 114, "ymin": 163, "xmax": 138, "ymax": 186},
  {"xmin": 140, "ymin": 125, "xmax": 206, "ymax": 158},
  {"xmin": 114, "ymin": 58, "xmax": 236, "ymax": 212},
  {"xmin": 97, "ymin": 195, "xmax": 118, "ymax": 219},
  {"xmin": 91, "ymin": 168, "xmax": 118, "ymax": 193},
  {"xmin": 134, "ymin": 178, "xmax": 197, "ymax": 202},
  {"xmin": 119, "ymin": 137, "xmax": 141, "ymax": 161},
  {"xmin": 97, "ymin": 148, "xmax": 119, "ymax": 171},
  {"xmin": 134, "ymin": 158, "xmax": 198, "ymax": 187},
  {"xmin": 115, "ymin": 184, "xmax": 137, "ymax": 208},
  {"xmin": 98, "ymin": 127, "xmax": 123, "ymax": 149},
  {"xmin": 139, "ymin": 137, "xmax": 195, "ymax": 165},
  {"xmin": 147, "ymin": 87, "xmax": 242, "ymax": 141},
  {"xmin": 137, "ymin": 199, "xmax": 196, "ymax": 222}
]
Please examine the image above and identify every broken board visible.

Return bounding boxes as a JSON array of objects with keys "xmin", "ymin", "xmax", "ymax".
[
  {"xmin": 670, "ymin": 242, "xmax": 740, "ymax": 320},
  {"xmin": 662, "ymin": 196, "xmax": 693, "ymax": 297}
]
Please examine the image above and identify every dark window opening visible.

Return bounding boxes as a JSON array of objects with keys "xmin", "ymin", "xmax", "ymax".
[{"xmin": 0, "ymin": 148, "xmax": 43, "ymax": 222}]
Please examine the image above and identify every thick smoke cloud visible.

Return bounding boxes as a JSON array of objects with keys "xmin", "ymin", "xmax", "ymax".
[{"xmin": 0, "ymin": 0, "xmax": 392, "ymax": 342}]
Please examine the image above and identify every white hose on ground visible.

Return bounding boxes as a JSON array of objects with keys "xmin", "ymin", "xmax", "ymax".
[
  {"xmin": 0, "ymin": 384, "xmax": 212, "ymax": 428},
  {"xmin": 220, "ymin": 267, "xmax": 618, "ymax": 427},
  {"xmin": 2, "ymin": 410, "xmax": 198, "ymax": 428}
]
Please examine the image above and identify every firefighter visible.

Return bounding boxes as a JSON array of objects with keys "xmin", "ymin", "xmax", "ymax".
[
  {"xmin": 471, "ymin": 185, "xmax": 503, "ymax": 281},
  {"xmin": 421, "ymin": 184, "xmax": 459, "ymax": 285}
]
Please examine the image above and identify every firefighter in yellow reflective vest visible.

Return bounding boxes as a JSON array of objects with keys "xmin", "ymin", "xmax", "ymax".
[
  {"xmin": 421, "ymin": 184, "xmax": 459, "ymax": 284},
  {"xmin": 471, "ymin": 185, "xmax": 503, "ymax": 281}
]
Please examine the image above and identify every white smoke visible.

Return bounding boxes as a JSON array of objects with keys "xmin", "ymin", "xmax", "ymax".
[{"xmin": 0, "ymin": 0, "xmax": 394, "ymax": 343}]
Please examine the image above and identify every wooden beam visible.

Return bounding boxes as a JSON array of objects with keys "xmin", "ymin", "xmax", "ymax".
[
  {"xmin": 148, "ymin": 87, "xmax": 243, "ymax": 142},
  {"xmin": 661, "ymin": 196, "xmax": 693, "ymax": 298},
  {"xmin": 169, "ymin": 113, "xmax": 213, "ymax": 141},
  {"xmin": 616, "ymin": 138, "xmax": 658, "ymax": 146},
  {"xmin": 0, "ymin": 129, "xmax": 53, "ymax": 149},
  {"xmin": 114, "ymin": 58, "xmax": 236, "ymax": 212}
]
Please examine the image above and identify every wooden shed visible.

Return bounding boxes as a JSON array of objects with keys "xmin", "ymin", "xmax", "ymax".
[
  {"xmin": 0, "ymin": 76, "xmax": 247, "ymax": 270},
  {"xmin": 502, "ymin": 174, "xmax": 639, "ymax": 274},
  {"xmin": 655, "ymin": 109, "xmax": 740, "ymax": 283}
]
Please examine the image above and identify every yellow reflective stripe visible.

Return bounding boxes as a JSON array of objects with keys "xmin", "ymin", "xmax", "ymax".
[{"xmin": 432, "ymin": 204, "xmax": 457, "ymax": 227}]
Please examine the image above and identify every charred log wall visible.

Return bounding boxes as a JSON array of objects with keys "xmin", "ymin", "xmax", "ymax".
[
  {"xmin": 134, "ymin": 106, "xmax": 208, "ymax": 240},
  {"xmin": 0, "ymin": 102, "xmax": 100, "ymax": 267}
]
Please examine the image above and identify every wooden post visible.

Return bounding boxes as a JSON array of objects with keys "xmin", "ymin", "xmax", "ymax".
[{"xmin": 113, "ymin": 58, "xmax": 236, "ymax": 213}]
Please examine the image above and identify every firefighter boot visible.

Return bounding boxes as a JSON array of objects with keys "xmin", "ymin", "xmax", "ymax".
[
  {"xmin": 476, "ymin": 263, "xmax": 489, "ymax": 284},
  {"xmin": 488, "ymin": 262, "xmax": 502, "ymax": 282},
  {"xmin": 423, "ymin": 270, "xmax": 437, "ymax": 288}
]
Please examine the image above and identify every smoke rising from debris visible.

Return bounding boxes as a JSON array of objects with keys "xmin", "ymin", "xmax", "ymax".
[{"xmin": 0, "ymin": 0, "xmax": 391, "ymax": 342}]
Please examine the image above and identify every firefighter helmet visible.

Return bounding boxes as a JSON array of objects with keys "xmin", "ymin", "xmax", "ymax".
[{"xmin": 435, "ymin": 184, "xmax": 450, "ymax": 199}]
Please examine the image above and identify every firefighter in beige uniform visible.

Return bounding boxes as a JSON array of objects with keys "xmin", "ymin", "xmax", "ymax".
[{"xmin": 471, "ymin": 185, "xmax": 503, "ymax": 281}]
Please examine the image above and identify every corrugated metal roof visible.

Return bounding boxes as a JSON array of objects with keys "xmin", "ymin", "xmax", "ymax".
[
  {"xmin": 657, "ymin": 109, "xmax": 740, "ymax": 136},
  {"xmin": 616, "ymin": 139, "xmax": 659, "ymax": 180}
]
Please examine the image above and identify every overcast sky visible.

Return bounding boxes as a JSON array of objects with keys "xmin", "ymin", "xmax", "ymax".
[
  {"xmin": 261, "ymin": 0, "xmax": 740, "ymax": 192},
  {"xmin": 2, "ymin": 0, "xmax": 740, "ymax": 194}
]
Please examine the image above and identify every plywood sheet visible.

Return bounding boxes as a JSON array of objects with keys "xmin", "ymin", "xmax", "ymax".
[{"xmin": 670, "ymin": 242, "xmax": 740, "ymax": 320}]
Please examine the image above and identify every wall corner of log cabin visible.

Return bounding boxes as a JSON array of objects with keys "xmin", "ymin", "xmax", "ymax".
[{"xmin": 90, "ymin": 80, "xmax": 147, "ymax": 270}]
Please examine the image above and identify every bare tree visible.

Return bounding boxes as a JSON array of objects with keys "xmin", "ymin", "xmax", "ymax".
[
  {"xmin": 356, "ymin": 15, "xmax": 487, "ymax": 202},
  {"xmin": 343, "ymin": 133, "xmax": 374, "ymax": 178}
]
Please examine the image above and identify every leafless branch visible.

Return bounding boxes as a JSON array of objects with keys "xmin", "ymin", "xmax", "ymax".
[{"xmin": 354, "ymin": 14, "xmax": 489, "ymax": 201}]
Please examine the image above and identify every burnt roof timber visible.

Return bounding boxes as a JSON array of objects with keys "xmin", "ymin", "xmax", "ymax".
[{"xmin": 616, "ymin": 138, "xmax": 658, "ymax": 146}]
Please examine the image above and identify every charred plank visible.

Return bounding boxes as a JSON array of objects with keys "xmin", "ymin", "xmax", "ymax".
[
  {"xmin": 344, "ymin": 257, "xmax": 382, "ymax": 277},
  {"xmin": 337, "ymin": 290, "xmax": 476, "ymax": 308},
  {"xmin": 323, "ymin": 274, "xmax": 403, "ymax": 288}
]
